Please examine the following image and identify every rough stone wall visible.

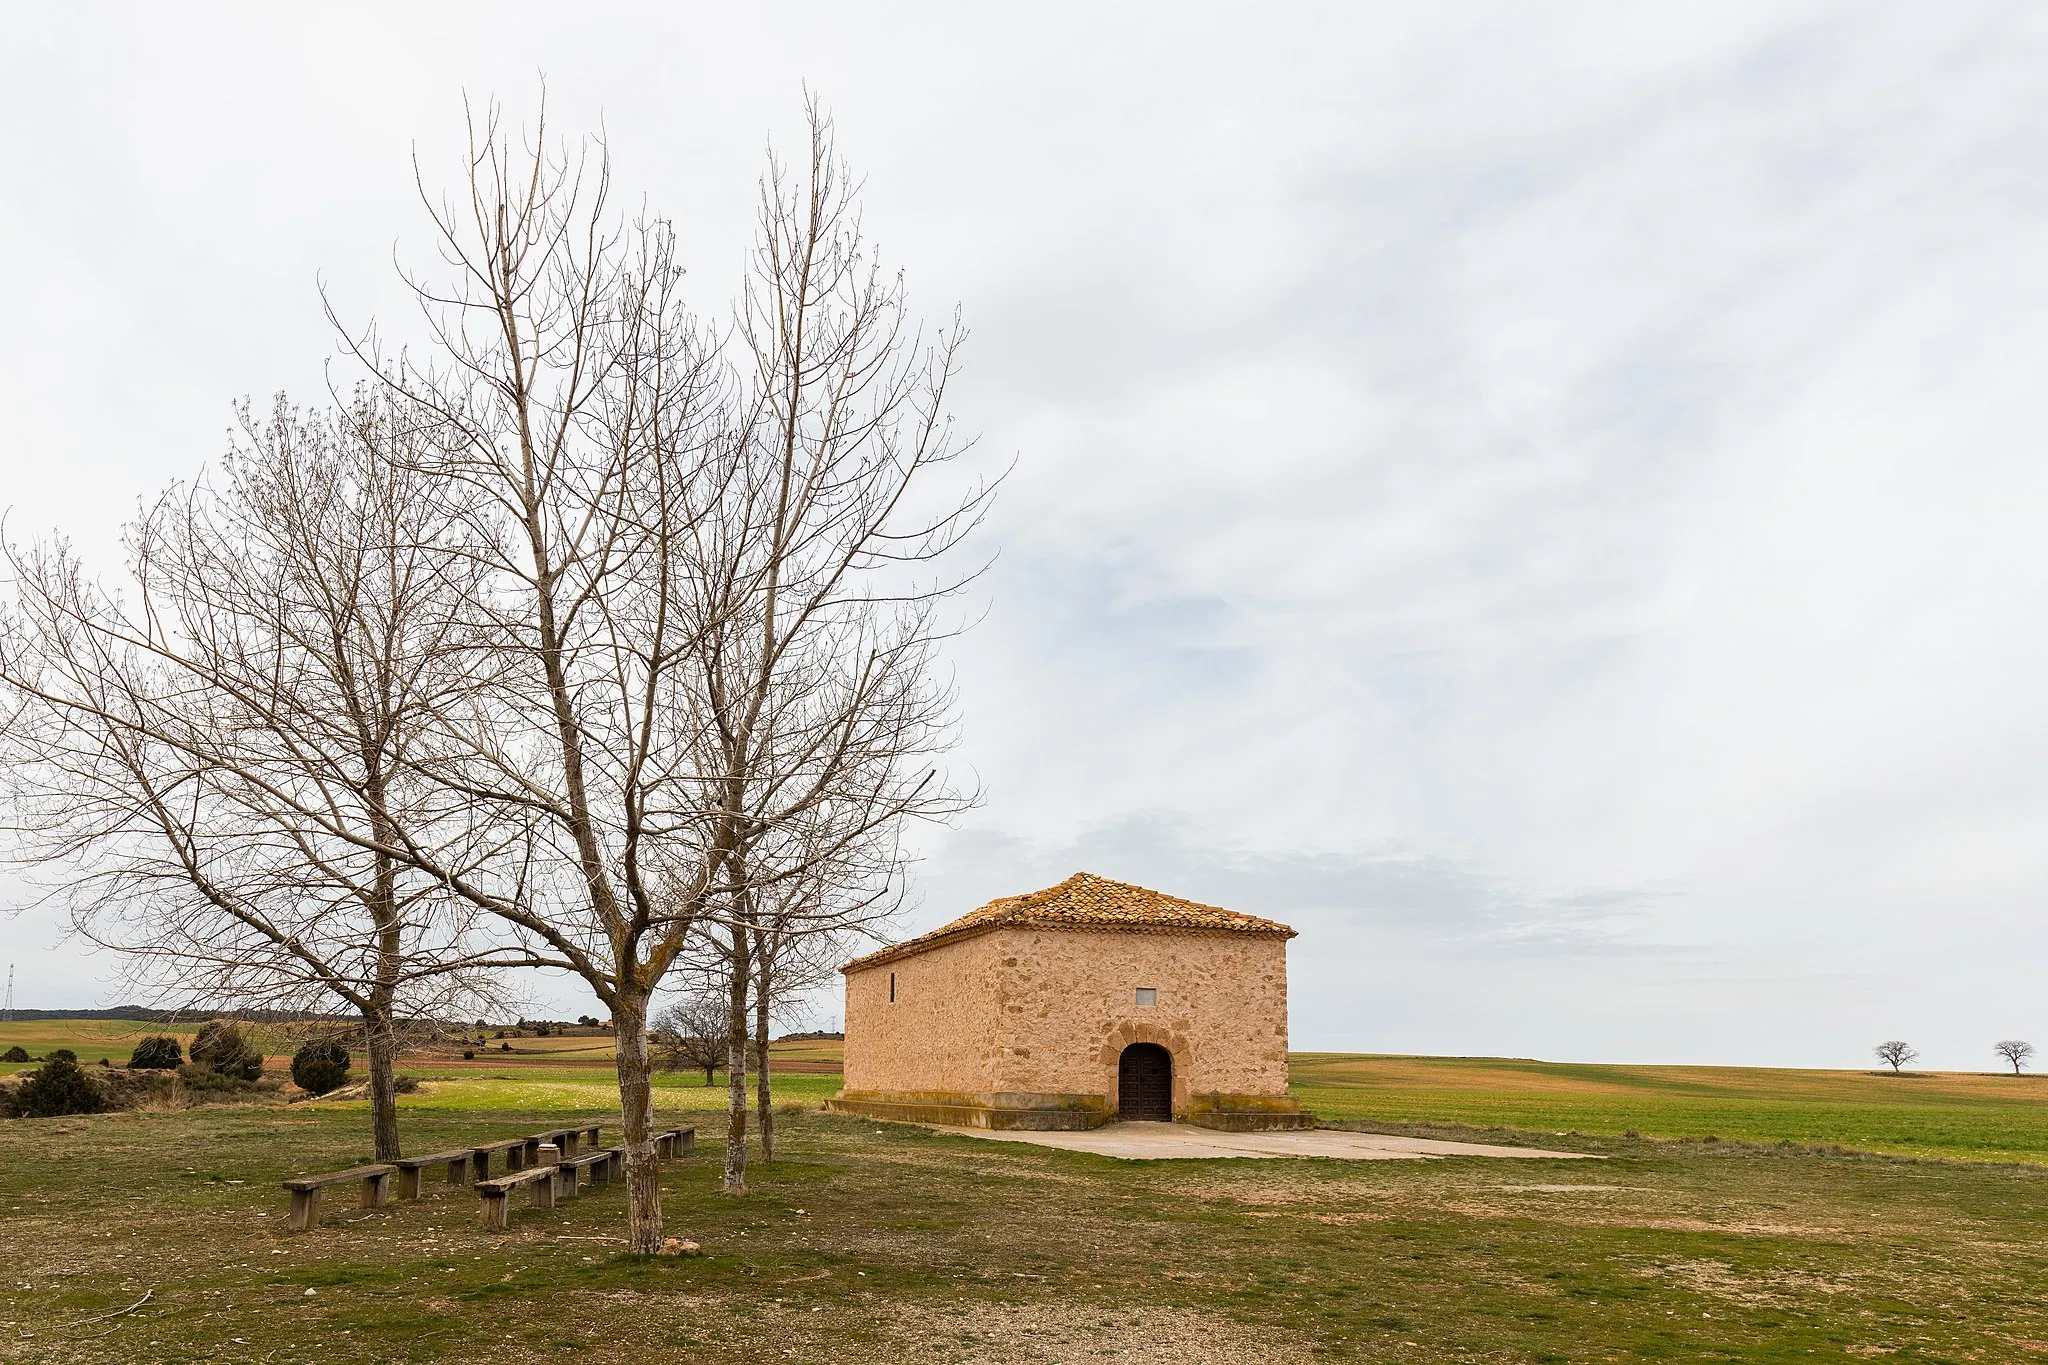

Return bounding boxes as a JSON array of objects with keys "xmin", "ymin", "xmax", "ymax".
[
  {"xmin": 842, "ymin": 925, "xmax": 1291, "ymax": 1112},
  {"xmin": 988, "ymin": 928, "xmax": 1290, "ymax": 1111},
  {"xmin": 841, "ymin": 929, "xmax": 1008, "ymax": 1094}
]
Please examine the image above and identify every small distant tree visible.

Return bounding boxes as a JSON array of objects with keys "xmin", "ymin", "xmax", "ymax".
[
  {"xmin": 1874, "ymin": 1040, "xmax": 1918, "ymax": 1073},
  {"xmin": 2, "ymin": 1046, "xmax": 28, "ymax": 1063},
  {"xmin": 1994, "ymin": 1040, "xmax": 2035, "ymax": 1076},
  {"xmin": 290, "ymin": 1038, "xmax": 352, "ymax": 1095},
  {"xmin": 654, "ymin": 995, "xmax": 729, "ymax": 1085},
  {"xmin": 12, "ymin": 1055, "xmax": 106, "ymax": 1117},
  {"xmin": 127, "ymin": 1036, "xmax": 182, "ymax": 1070},
  {"xmin": 189, "ymin": 1020, "xmax": 263, "ymax": 1081}
]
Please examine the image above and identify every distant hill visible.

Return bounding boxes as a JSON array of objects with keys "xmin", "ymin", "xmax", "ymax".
[{"xmin": 4, "ymin": 1006, "xmax": 351, "ymax": 1023}]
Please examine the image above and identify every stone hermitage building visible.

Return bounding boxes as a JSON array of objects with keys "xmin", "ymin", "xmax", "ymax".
[{"xmin": 829, "ymin": 872, "xmax": 1313, "ymax": 1131}]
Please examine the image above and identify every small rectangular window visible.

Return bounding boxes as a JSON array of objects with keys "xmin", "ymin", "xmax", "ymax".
[
  {"xmin": 1135, "ymin": 987, "xmax": 1157, "ymax": 1007},
  {"xmin": 889, "ymin": 972, "xmax": 896, "ymax": 1003}
]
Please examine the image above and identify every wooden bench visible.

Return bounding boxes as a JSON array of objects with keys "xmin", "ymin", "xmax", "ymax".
[
  {"xmin": 391, "ymin": 1148, "xmax": 475, "ymax": 1199},
  {"xmin": 282, "ymin": 1164, "xmax": 396, "ymax": 1231},
  {"xmin": 655, "ymin": 1127, "xmax": 695, "ymax": 1159},
  {"xmin": 529, "ymin": 1123, "xmax": 601, "ymax": 1159},
  {"xmin": 475, "ymin": 1165, "xmax": 558, "ymax": 1230},
  {"xmin": 555, "ymin": 1148, "xmax": 620, "ymax": 1196},
  {"xmin": 470, "ymin": 1138, "xmax": 530, "ymax": 1179}
]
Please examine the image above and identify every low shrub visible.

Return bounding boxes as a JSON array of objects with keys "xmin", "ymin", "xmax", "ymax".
[
  {"xmin": 393, "ymin": 1074, "xmax": 421, "ymax": 1095},
  {"xmin": 189, "ymin": 1020, "xmax": 263, "ymax": 1081},
  {"xmin": 2, "ymin": 1046, "xmax": 29, "ymax": 1063},
  {"xmin": 128, "ymin": 1035, "xmax": 183, "ymax": 1070},
  {"xmin": 11, "ymin": 1055, "xmax": 106, "ymax": 1118},
  {"xmin": 177, "ymin": 1062, "xmax": 253, "ymax": 1093},
  {"xmin": 462, "ymin": 1049, "xmax": 475, "ymax": 1060},
  {"xmin": 47, "ymin": 1048, "xmax": 78, "ymax": 1063},
  {"xmin": 290, "ymin": 1038, "xmax": 350, "ymax": 1096}
]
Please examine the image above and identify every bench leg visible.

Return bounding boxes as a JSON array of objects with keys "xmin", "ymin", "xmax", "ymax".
[
  {"xmin": 396, "ymin": 1166, "xmax": 422, "ymax": 1200},
  {"xmin": 479, "ymin": 1192, "xmax": 509, "ymax": 1231},
  {"xmin": 288, "ymin": 1188, "xmax": 319, "ymax": 1232},
  {"xmin": 529, "ymin": 1177, "xmax": 555, "ymax": 1210},
  {"xmin": 447, "ymin": 1156, "xmax": 469, "ymax": 1185},
  {"xmin": 678, "ymin": 1128, "xmax": 695, "ymax": 1151},
  {"xmin": 362, "ymin": 1171, "xmax": 390, "ymax": 1209}
]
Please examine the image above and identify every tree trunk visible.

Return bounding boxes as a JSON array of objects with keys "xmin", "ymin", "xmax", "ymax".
[
  {"xmin": 612, "ymin": 988, "xmax": 666, "ymax": 1253},
  {"xmin": 722, "ymin": 920, "xmax": 751, "ymax": 1194},
  {"xmin": 364, "ymin": 816, "xmax": 403, "ymax": 1162},
  {"xmin": 362, "ymin": 1006, "xmax": 401, "ymax": 1162},
  {"xmin": 754, "ymin": 967, "xmax": 774, "ymax": 1162}
]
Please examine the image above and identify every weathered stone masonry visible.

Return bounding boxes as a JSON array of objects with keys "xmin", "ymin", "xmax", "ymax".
[{"xmin": 831, "ymin": 873, "xmax": 1313, "ymax": 1131}]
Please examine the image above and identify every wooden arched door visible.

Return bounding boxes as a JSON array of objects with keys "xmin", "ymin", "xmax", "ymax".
[{"xmin": 1117, "ymin": 1043, "xmax": 1173, "ymax": 1122}]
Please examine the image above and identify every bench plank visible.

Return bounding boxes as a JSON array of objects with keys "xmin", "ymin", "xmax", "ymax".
[
  {"xmin": 469, "ymin": 1138, "xmax": 528, "ymax": 1179},
  {"xmin": 391, "ymin": 1149, "xmax": 475, "ymax": 1199},
  {"xmin": 476, "ymin": 1165, "xmax": 557, "ymax": 1228},
  {"xmin": 281, "ymin": 1163, "xmax": 396, "ymax": 1231}
]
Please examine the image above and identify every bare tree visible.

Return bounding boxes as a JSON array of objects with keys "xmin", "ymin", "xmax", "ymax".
[
  {"xmin": 653, "ymin": 993, "xmax": 728, "ymax": 1085},
  {"xmin": 0, "ymin": 392, "xmax": 529, "ymax": 1159},
  {"xmin": 326, "ymin": 101, "xmax": 737, "ymax": 1251},
  {"xmin": 742, "ymin": 849, "xmax": 899, "ymax": 1161},
  {"xmin": 675, "ymin": 101, "xmax": 991, "ymax": 1197},
  {"xmin": 267, "ymin": 89, "xmax": 986, "ymax": 1247},
  {"xmin": 1874, "ymin": 1040, "xmax": 1918, "ymax": 1073},
  {"xmin": 1994, "ymin": 1040, "xmax": 2035, "ymax": 1076}
]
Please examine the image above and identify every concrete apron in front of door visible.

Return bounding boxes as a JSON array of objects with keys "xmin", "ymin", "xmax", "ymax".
[{"xmin": 913, "ymin": 1121, "xmax": 1602, "ymax": 1161}]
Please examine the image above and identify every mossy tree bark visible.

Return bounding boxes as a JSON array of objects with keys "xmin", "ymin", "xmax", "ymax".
[
  {"xmin": 611, "ymin": 988, "xmax": 665, "ymax": 1253},
  {"xmin": 723, "ymin": 919, "xmax": 752, "ymax": 1194},
  {"xmin": 753, "ymin": 974, "xmax": 774, "ymax": 1162}
]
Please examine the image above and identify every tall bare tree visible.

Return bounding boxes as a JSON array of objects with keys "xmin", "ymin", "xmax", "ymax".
[
  {"xmin": 679, "ymin": 103, "xmax": 991, "ymax": 1194},
  {"xmin": 1994, "ymin": 1039, "xmax": 2035, "ymax": 1076},
  {"xmin": 327, "ymin": 101, "xmax": 737, "ymax": 1251},
  {"xmin": 0, "ymin": 392, "xmax": 527, "ymax": 1159},
  {"xmin": 320, "ymin": 94, "xmax": 986, "ymax": 1245},
  {"xmin": 1874, "ymin": 1040, "xmax": 1918, "ymax": 1073}
]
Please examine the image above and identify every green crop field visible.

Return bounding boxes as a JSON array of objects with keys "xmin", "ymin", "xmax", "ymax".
[
  {"xmin": 6, "ymin": 1023, "xmax": 2048, "ymax": 1361},
  {"xmin": 1292, "ymin": 1053, "xmax": 2048, "ymax": 1165}
]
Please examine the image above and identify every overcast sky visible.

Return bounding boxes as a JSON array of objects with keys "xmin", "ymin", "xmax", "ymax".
[{"xmin": 4, "ymin": 4, "xmax": 2045, "ymax": 1070}]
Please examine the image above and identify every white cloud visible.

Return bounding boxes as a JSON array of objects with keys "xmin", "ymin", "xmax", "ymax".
[{"xmin": 3, "ymin": 3, "xmax": 2045, "ymax": 1070}]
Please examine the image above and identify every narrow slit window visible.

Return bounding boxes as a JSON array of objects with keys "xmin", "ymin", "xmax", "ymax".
[
  {"xmin": 889, "ymin": 972, "xmax": 896, "ymax": 1003},
  {"xmin": 1135, "ymin": 987, "xmax": 1157, "ymax": 1007}
]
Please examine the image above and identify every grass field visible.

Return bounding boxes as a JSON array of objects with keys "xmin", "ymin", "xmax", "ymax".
[
  {"xmin": 1292, "ymin": 1053, "xmax": 2048, "ymax": 1165},
  {"xmin": 5, "ymin": 1022, "xmax": 2048, "ymax": 1361}
]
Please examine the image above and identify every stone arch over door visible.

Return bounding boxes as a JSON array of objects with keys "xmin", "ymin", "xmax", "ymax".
[{"xmin": 1100, "ymin": 1021, "xmax": 1192, "ymax": 1118}]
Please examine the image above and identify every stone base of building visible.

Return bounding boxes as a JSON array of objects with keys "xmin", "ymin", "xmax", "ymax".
[
  {"xmin": 829, "ymin": 1089, "xmax": 1115, "ymax": 1131},
  {"xmin": 1185, "ymin": 1092, "xmax": 1317, "ymax": 1131}
]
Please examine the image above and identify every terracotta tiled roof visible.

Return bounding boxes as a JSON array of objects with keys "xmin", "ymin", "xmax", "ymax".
[{"xmin": 840, "ymin": 872, "xmax": 1295, "ymax": 972}]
